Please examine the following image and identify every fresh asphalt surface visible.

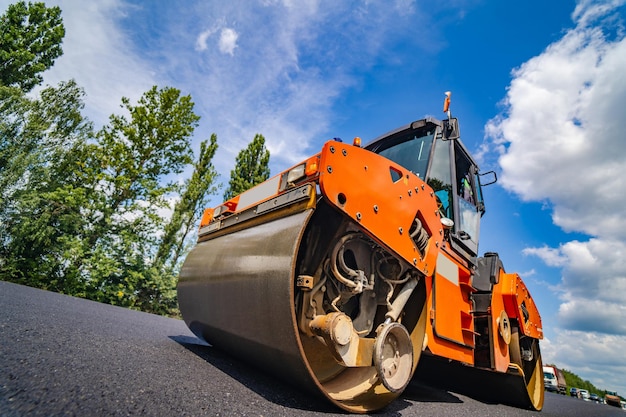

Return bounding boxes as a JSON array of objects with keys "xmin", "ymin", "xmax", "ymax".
[{"xmin": 1, "ymin": 280, "xmax": 624, "ymax": 416}]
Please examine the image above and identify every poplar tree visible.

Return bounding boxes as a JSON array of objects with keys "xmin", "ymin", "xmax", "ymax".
[
  {"xmin": 0, "ymin": 80, "xmax": 93, "ymax": 294},
  {"xmin": 155, "ymin": 135, "xmax": 219, "ymax": 270},
  {"xmin": 223, "ymin": 133, "xmax": 270, "ymax": 200}
]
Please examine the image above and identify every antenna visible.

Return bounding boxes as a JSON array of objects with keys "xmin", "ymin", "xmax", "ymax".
[
  {"xmin": 442, "ymin": 91, "xmax": 459, "ymax": 140},
  {"xmin": 443, "ymin": 91, "xmax": 451, "ymax": 120}
]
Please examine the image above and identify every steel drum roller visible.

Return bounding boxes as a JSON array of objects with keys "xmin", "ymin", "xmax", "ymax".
[{"xmin": 178, "ymin": 208, "xmax": 427, "ymax": 413}]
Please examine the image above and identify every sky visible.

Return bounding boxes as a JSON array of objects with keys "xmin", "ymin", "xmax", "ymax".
[{"xmin": 3, "ymin": 0, "xmax": 626, "ymax": 397}]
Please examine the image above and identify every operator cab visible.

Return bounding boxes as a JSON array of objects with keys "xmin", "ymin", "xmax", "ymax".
[{"xmin": 366, "ymin": 117, "xmax": 492, "ymax": 261}]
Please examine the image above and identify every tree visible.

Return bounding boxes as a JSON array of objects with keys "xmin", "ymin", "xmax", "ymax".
[
  {"xmin": 0, "ymin": 80, "xmax": 94, "ymax": 294},
  {"xmin": 137, "ymin": 136, "xmax": 219, "ymax": 315},
  {"xmin": 223, "ymin": 133, "xmax": 270, "ymax": 200},
  {"xmin": 154, "ymin": 135, "xmax": 219, "ymax": 270},
  {"xmin": 0, "ymin": 2, "xmax": 222, "ymax": 316},
  {"xmin": 73, "ymin": 86, "xmax": 202, "ymax": 312},
  {"xmin": 0, "ymin": 1, "xmax": 65, "ymax": 92},
  {"xmin": 0, "ymin": 84, "xmax": 220, "ymax": 316}
]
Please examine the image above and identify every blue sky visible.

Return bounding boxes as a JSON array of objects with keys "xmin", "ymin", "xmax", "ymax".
[{"xmin": 4, "ymin": 0, "xmax": 626, "ymax": 397}]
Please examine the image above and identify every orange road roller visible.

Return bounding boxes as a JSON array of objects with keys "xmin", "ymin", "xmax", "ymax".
[{"xmin": 178, "ymin": 97, "xmax": 544, "ymax": 413}]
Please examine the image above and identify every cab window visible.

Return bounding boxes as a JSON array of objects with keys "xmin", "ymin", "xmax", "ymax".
[
  {"xmin": 454, "ymin": 143, "xmax": 480, "ymax": 245},
  {"xmin": 427, "ymin": 138, "xmax": 453, "ymax": 219}
]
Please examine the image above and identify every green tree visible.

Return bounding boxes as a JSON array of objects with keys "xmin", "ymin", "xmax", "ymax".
[
  {"xmin": 138, "ymin": 136, "xmax": 219, "ymax": 315},
  {"xmin": 223, "ymin": 133, "xmax": 270, "ymax": 200},
  {"xmin": 0, "ymin": 80, "xmax": 94, "ymax": 294},
  {"xmin": 0, "ymin": 84, "xmax": 220, "ymax": 316},
  {"xmin": 0, "ymin": 85, "xmax": 32, "ymax": 192},
  {"xmin": 0, "ymin": 1, "xmax": 65, "ymax": 92},
  {"xmin": 155, "ymin": 135, "xmax": 219, "ymax": 270},
  {"xmin": 72, "ymin": 86, "xmax": 202, "ymax": 313},
  {"xmin": 0, "ymin": 2, "xmax": 220, "ymax": 316}
]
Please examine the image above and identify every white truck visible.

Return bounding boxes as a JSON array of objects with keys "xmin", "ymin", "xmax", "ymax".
[{"xmin": 543, "ymin": 365, "xmax": 566, "ymax": 394}]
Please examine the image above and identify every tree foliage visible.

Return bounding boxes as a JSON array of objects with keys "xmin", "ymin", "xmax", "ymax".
[
  {"xmin": 70, "ymin": 86, "xmax": 211, "ymax": 314},
  {"xmin": 223, "ymin": 133, "xmax": 270, "ymax": 200},
  {"xmin": 0, "ymin": 81, "xmax": 220, "ymax": 315},
  {"xmin": 155, "ymin": 135, "xmax": 219, "ymax": 270},
  {"xmin": 0, "ymin": 1, "xmax": 234, "ymax": 317},
  {"xmin": 0, "ymin": 80, "xmax": 93, "ymax": 295},
  {"xmin": 558, "ymin": 365, "xmax": 625, "ymax": 400},
  {"xmin": 0, "ymin": 1, "xmax": 65, "ymax": 91}
]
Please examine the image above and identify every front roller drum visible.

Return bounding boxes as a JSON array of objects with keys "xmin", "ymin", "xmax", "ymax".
[{"xmin": 178, "ymin": 209, "xmax": 427, "ymax": 413}]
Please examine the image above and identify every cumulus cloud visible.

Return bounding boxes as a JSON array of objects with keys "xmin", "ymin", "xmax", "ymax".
[
  {"xmin": 194, "ymin": 24, "xmax": 238, "ymax": 55},
  {"xmin": 487, "ymin": 16, "xmax": 626, "ymax": 238},
  {"xmin": 218, "ymin": 28, "xmax": 239, "ymax": 55},
  {"xmin": 486, "ymin": 0, "xmax": 626, "ymax": 392},
  {"xmin": 522, "ymin": 246, "xmax": 568, "ymax": 267}
]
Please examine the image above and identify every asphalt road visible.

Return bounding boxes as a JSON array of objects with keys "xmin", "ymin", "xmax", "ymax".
[{"xmin": 1, "ymin": 280, "xmax": 624, "ymax": 417}]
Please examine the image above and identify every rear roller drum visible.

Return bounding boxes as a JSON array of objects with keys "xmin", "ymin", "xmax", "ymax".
[
  {"xmin": 413, "ymin": 325, "xmax": 544, "ymax": 410},
  {"xmin": 508, "ymin": 327, "xmax": 544, "ymax": 410}
]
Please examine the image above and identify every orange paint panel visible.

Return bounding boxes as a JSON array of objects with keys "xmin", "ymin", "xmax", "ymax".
[
  {"xmin": 318, "ymin": 141, "xmax": 442, "ymax": 277},
  {"xmin": 433, "ymin": 274, "xmax": 465, "ymax": 342},
  {"xmin": 422, "ymin": 252, "xmax": 474, "ymax": 365},
  {"xmin": 432, "ymin": 251, "xmax": 475, "ymax": 347},
  {"xmin": 500, "ymin": 273, "xmax": 544, "ymax": 340}
]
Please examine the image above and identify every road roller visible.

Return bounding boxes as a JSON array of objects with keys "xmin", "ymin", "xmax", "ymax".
[{"xmin": 178, "ymin": 95, "xmax": 544, "ymax": 413}]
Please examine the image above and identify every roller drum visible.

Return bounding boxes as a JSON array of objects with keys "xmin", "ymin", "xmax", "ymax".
[
  {"xmin": 178, "ymin": 210, "xmax": 315, "ymax": 390},
  {"xmin": 178, "ymin": 207, "xmax": 427, "ymax": 413}
]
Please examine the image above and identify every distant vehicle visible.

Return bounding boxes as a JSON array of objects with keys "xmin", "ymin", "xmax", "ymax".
[
  {"xmin": 590, "ymin": 393, "xmax": 600, "ymax": 402},
  {"xmin": 605, "ymin": 391, "xmax": 621, "ymax": 407},
  {"xmin": 570, "ymin": 387, "xmax": 579, "ymax": 397},
  {"xmin": 579, "ymin": 389, "xmax": 590, "ymax": 401},
  {"xmin": 543, "ymin": 365, "xmax": 567, "ymax": 394}
]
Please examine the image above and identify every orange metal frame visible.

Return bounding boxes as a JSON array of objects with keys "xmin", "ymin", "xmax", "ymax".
[{"xmin": 317, "ymin": 140, "xmax": 442, "ymax": 278}]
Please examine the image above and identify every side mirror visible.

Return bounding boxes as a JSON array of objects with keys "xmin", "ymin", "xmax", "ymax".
[{"xmin": 479, "ymin": 170, "xmax": 497, "ymax": 186}]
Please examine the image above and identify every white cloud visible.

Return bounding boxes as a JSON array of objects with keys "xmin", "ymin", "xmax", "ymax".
[
  {"xmin": 218, "ymin": 28, "xmax": 239, "ymax": 55},
  {"xmin": 486, "ymin": 0, "xmax": 626, "ymax": 395},
  {"xmin": 195, "ymin": 28, "xmax": 215, "ymax": 51},
  {"xmin": 27, "ymin": 0, "xmax": 158, "ymax": 127},
  {"xmin": 487, "ymin": 17, "xmax": 626, "ymax": 239},
  {"xmin": 543, "ymin": 330, "xmax": 626, "ymax": 393},
  {"xmin": 195, "ymin": 21, "xmax": 232, "ymax": 53},
  {"xmin": 522, "ymin": 246, "xmax": 568, "ymax": 267},
  {"xmin": 573, "ymin": 0, "xmax": 626, "ymax": 25}
]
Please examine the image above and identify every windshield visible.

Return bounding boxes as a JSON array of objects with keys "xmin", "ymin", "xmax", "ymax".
[{"xmin": 375, "ymin": 130, "xmax": 436, "ymax": 180}]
